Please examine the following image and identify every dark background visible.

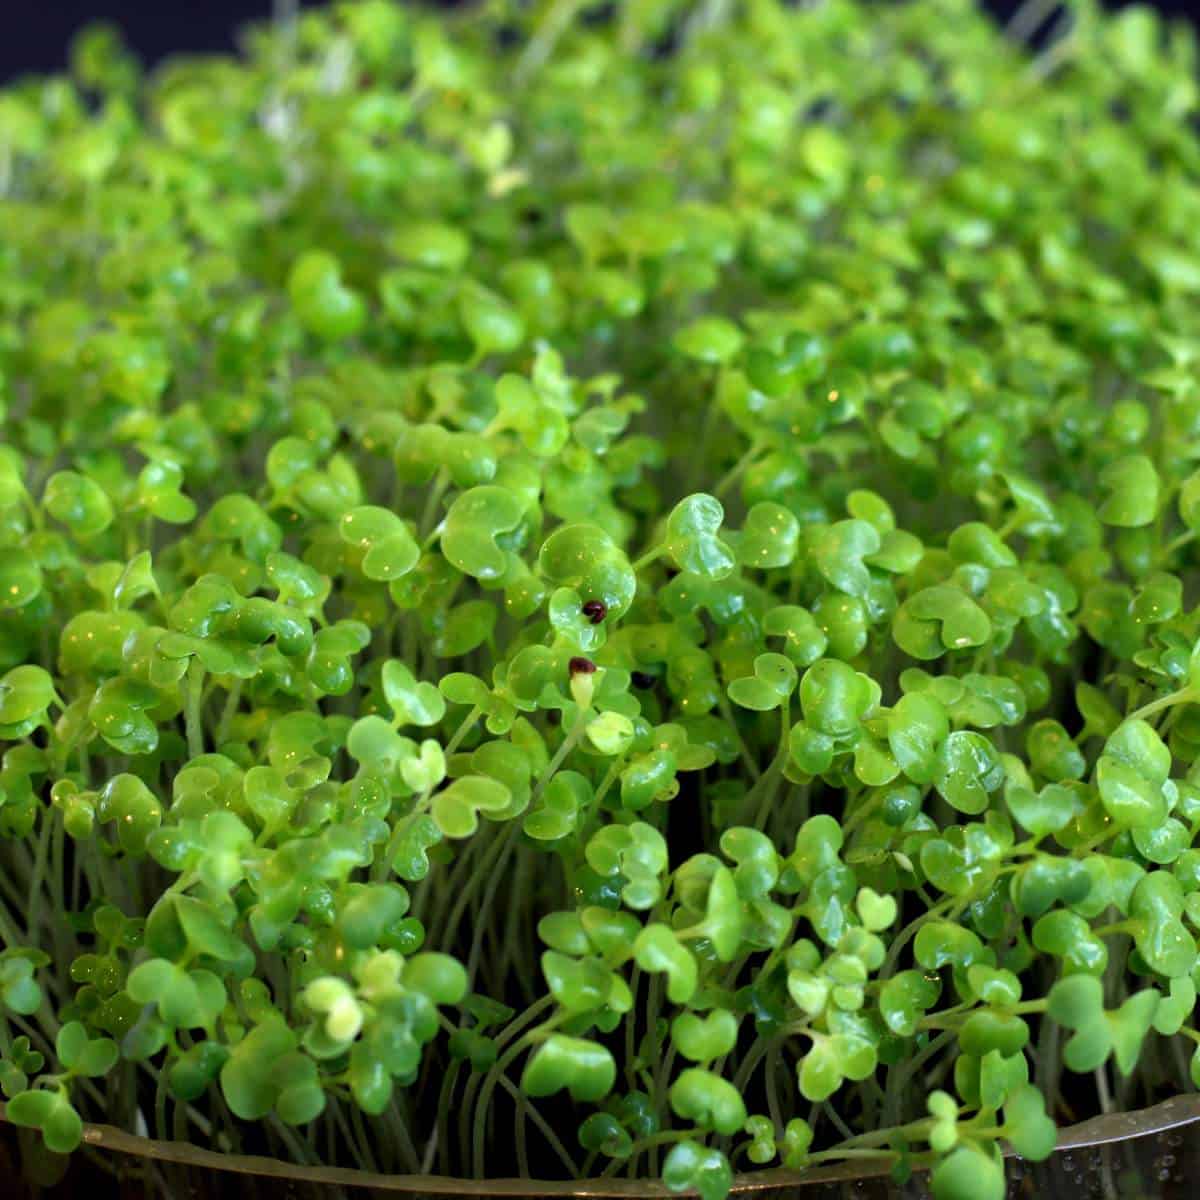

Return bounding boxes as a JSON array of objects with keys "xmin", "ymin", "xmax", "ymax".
[
  {"xmin": 2, "ymin": 0, "xmax": 1199, "ymax": 83},
  {"xmin": 4, "ymin": 1, "xmax": 319, "ymax": 82}
]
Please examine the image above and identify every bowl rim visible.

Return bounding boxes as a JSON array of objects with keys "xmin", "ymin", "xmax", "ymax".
[{"xmin": 5, "ymin": 1092, "xmax": 1200, "ymax": 1194}]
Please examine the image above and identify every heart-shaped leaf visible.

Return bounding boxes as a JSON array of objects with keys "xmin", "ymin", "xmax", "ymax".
[
  {"xmin": 727, "ymin": 653, "xmax": 797, "ymax": 712},
  {"xmin": 669, "ymin": 1067, "xmax": 747, "ymax": 1134},
  {"xmin": 633, "ymin": 925, "xmax": 697, "ymax": 1004},
  {"xmin": 737, "ymin": 502, "xmax": 800, "ymax": 570},
  {"xmin": 662, "ymin": 1139, "xmax": 733, "ymax": 1200},
  {"xmin": 520, "ymin": 1034, "xmax": 615, "ymax": 1102},
  {"xmin": 441, "ymin": 486, "xmax": 526, "ymax": 582},
  {"xmin": 664, "ymin": 494, "xmax": 736, "ymax": 580},
  {"xmin": 894, "ymin": 586, "xmax": 991, "ymax": 660},
  {"xmin": 814, "ymin": 519, "xmax": 882, "ymax": 598},
  {"xmin": 671, "ymin": 1011, "xmax": 738, "ymax": 1063},
  {"xmin": 431, "ymin": 776, "xmax": 511, "ymax": 839}
]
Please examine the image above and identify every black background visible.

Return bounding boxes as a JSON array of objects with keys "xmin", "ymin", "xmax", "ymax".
[
  {"xmin": 4, "ymin": 1, "xmax": 313, "ymax": 82},
  {"xmin": 3, "ymin": 0, "xmax": 1200, "ymax": 84}
]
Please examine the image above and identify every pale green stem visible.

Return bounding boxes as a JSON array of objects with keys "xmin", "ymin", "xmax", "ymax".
[
  {"xmin": 1128, "ymin": 686, "xmax": 1196, "ymax": 724},
  {"xmin": 529, "ymin": 704, "xmax": 592, "ymax": 809},
  {"xmin": 215, "ymin": 680, "xmax": 243, "ymax": 746},
  {"xmin": 184, "ymin": 661, "xmax": 206, "ymax": 759}
]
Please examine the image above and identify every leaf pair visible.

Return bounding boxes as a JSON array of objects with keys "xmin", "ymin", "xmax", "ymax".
[{"xmin": 1047, "ymin": 974, "xmax": 1159, "ymax": 1075}]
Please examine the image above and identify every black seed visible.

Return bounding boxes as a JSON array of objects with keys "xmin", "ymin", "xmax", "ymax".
[{"xmin": 582, "ymin": 600, "xmax": 607, "ymax": 625}]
